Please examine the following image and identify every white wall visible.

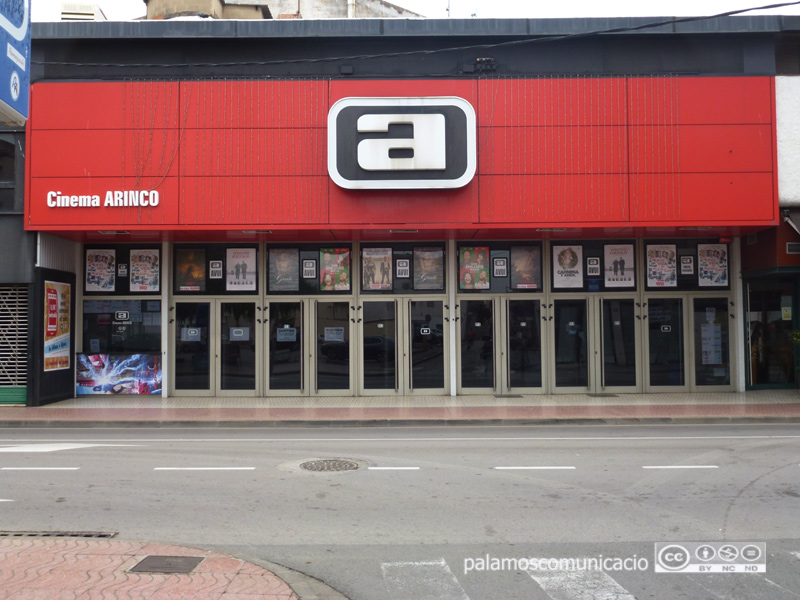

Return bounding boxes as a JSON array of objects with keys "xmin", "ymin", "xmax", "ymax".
[{"xmin": 777, "ymin": 76, "xmax": 800, "ymax": 206}]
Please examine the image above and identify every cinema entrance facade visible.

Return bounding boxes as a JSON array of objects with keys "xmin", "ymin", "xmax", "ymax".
[
  {"xmin": 24, "ymin": 19, "xmax": 783, "ymax": 401},
  {"xmin": 68, "ymin": 238, "xmax": 738, "ymax": 399}
]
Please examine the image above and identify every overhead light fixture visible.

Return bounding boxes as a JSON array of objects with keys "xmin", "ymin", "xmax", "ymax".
[
  {"xmin": 97, "ymin": 231, "xmax": 130, "ymax": 235},
  {"xmin": 240, "ymin": 230, "xmax": 272, "ymax": 234},
  {"xmin": 679, "ymin": 226, "xmax": 710, "ymax": 231},
  {"xmin": 389, "ymin": 229, "xmax": 419, "ymax": 233},
  {"xmin": 536, "ymin": 228, "xmax": 566, "ymax": 232}
]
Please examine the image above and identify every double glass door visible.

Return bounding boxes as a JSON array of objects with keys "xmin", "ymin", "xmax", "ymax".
[
  {"xmin": 359, "ymin": 299, "xmax": 448, "ymax": 395},
  {"xmin": 644, "ymin": 295, "xmax": 733, "ymax": 391},
  {"xmin": 266, "ymin": 300, "xmax": 354, "ymax": 396},
  {"xmin": 551, "ymin": 296, "xmax": 640, "ymax": 393},
  {"xmin": 459, "ymin": 298, "xmax": 544, "ymax": 394},
  {"xmin": 173, "ymin": 300, "xmax": 259, "ymax": 396},
  {"xmin": 173, "ymin": 299, "xmax": 355, "ymax": 396}
]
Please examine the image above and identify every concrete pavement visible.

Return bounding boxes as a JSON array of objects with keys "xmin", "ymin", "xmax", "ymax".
[{"xmin": 1, "ymin": 389, "xmax": 799, "ymax": 427}]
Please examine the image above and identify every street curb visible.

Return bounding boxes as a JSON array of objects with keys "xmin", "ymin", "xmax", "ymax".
[
  {"xmin": 249, "ymin": 558, "xmax": 351, "ymax": 600},
  {"xmin": 1, "ymin": 417, "xmax": 800, "ymax": 428}
]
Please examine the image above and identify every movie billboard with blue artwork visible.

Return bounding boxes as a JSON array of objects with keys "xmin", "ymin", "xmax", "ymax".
[{"xmin": 77, "ymin": 354, "xmax": 162, "ymax": 396}]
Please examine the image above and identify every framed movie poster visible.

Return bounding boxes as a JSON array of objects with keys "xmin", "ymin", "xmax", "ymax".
[
  {"xmin": 698, "ymin": 244, "xmax": 729, "ymax": 287},
  {"xmin": 459, "ymin": 246, "xmax": 490, "ymax": 290},
  {"xmin": 647, "ymin": 244, "xmax": 677, "ymax": 288},
  {"xmin": 129, "ymin": 249, "xmax": 160, "ymax": 293},
  {"xmin": 414, "ymin": 247, "xmax": 444, "ymax": 290},
  {"xmin": 320, "ymin": 248, "xmax": 350, "ymax": 291},
  {"xmin": 227, "ymin": 248, "xmax": 257, "ymax": 291},
  {"xmin": 552, "ymin": 245, "xmax": 583, "ymax": 289},
  {"xmin": 603, "ymin": 244, "xmax": 635, "ymax": 288},
  {"xmin": 510, "ymin": 246, "xmax": 542, "ymax": 290},
  {"xmin": 85, "ymin": 249, "xmax": 116, "ymax": 293},
  {"xmin": 44, "ymin": 280, "xmax": 71, "ymax": 372},
  {"xmin": 175, "ymin": 249, "xmax": 206, "ymax": 292},
  {"xmin": 269, "ymin": 248, "xmax": 300, "ymax": 292},
  {"xmin": 362, "ymin": 248, "xmax": 392, "ymax": 291}
]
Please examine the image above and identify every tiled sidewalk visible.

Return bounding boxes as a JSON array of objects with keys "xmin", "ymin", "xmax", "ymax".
[
  {"xmin": 0, "ymin": 538, "xmax": 298, "ymax": 600},
  {"xmin": 0, "ymin": 390, "xmax": 799, "ymax": 426}
]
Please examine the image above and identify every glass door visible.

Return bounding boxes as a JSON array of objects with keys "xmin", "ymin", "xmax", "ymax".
[
  {"xmin": 691, "ymin": 297, "xmax": 733, "ymax": 390},
  {"xmin": 746, "ymin": 282, "xmax": 795, "ymax": 387},
  {"xmin": 217, "ymin": 301, "xmax": 258, "ymax": 395},
  {"xmin": 458, "ymin": 299, "xmax": 495, "ymax": 392},
  {"xmin": 360, "ymin": 300, "xmax": 399, "ymax": 393},
  {"xmin": 551, "ymin": 298, "xmax": 590, "ymax": 392},
  {"xmin": 173, "ymin": 301, "xmax": 212, "ymax": 396},
  {"xmin": 549, "ymin": 296, "xmax": 640, "ymax": 393},
  {"xmin": 644, "ymin": 296, "xmax": 688, "ymax": 391},
  {"xmin": 315, "ymin": 300, "xmax": 354, "ymax": 395},
  {"xmin": 267, "ymin": 301, "xmax": 305, "ymax": 394},
  {"xmin": 408, "ymin": 299, "xmax": 447, "ymax": 394},
  {"xmin": 504, "ymin": 298, "xmax": 544, "ymax": 393},
  {"xmin": 358, "ymin": 299, "xmax": 448, "ymax": 395},
  {"xmin": 596, "ymin": 297, "xmax": 640, "ymax": 393}
]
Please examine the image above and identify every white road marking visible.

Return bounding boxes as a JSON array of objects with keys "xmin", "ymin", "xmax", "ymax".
[
  {"xmin": 0, "ymin": 467, "xmax": 80, "ymax": 471},
  {"xmin": 791, "ymin": 551, "xmax": 800, "ymax": 561},
  {"xmin": 0, "ymin": 444, "xmax": 141, "ymax": 453},
  {"xmin": 528, "ymin": 569, "xmax": 636, "ymax": 600},
  {"xmin": 153, "ymin": 467, "xmax": 255, "ymax": 471},
  {"xmin": 642, "ymin": 465, "xmax": 719, "ymax": 469},
  {"xmin": 368, "ymin": 467, "xmax": 420, "ymax": 470},
  {"xmin": 0, "ymin": 499, "xmax": 13, "ymax": 502},
  {"xmin": 382, "ymin": 558, "xmax": 470, "ymax": 600},
  {"xmin": 495, "ymin": 466, "xmax": 576, "ymax": 470}
]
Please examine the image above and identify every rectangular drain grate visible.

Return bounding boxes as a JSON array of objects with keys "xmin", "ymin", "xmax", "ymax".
[
  {"xmin": 0, "ymin": 531, "xmax": 118, "ymax": 538},
  {"xmin": 130, "ymin": 555, "xmax": 204, "ymax": 574}
]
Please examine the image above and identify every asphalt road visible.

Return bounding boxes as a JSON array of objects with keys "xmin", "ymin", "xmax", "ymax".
[{"xmin": 1, "ymin": 423, "xmax": 799, "ymax": 599}]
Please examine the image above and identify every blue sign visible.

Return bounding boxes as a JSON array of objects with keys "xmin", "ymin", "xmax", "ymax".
[{"xmin": 0, "ymin": 0, "xmax": 29, "ymax": 124}]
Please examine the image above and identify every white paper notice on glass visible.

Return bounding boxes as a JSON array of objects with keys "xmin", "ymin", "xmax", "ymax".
[{"xmin": 324, "ymin": 327, "xmax": 345, "ymax": 342}]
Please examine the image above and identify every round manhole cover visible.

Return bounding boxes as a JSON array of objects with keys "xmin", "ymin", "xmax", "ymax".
[{"xmin": 299, "ymin": 459, "xmax": 360, "ymax": 472}]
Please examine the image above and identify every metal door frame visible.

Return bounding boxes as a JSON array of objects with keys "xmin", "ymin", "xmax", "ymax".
[
  {"xmin": 357, "ymin": 296, "xmax": 450, "ymax": 396},
  {"xmin": 591, "ymin": 294, "xmax": 642, "ymax": 394},
  {"xmin": 216, "ymin": 299, "xmax": 260, "ymax": 397},
  {"xmin": 264, "ymin": 298, "xmax": 308, "ymax": 397},
  {"xmin": 312, "ymin": 298, "xmax": 356, "ymax": 397},
  {"xmin": 643, "ymin": 294, "xmax": 690, "ymax": 393},
  {"xmin": 501, "ymin": 296, "xmax": 547, "ymax": 395}
]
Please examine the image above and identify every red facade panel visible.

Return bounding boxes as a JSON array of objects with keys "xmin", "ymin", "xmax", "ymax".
[
  {"xmin": 630, "ymin": 173, "xmax": 775, "ymax": 222},
  {"xmin": 479, "ymin": 175, "xmax": 629, "ymax": 224},
  {"xmin": 477, "ymin": 78, "xmax": 628, "ymax": 126},
  {"xmin": 479, "ymin": 126, "xmax": 628, "ymax": 174},
  {"xmin": 628, "ymin": 77, "xmax": 773, "ymax": 125},
  {"xmin": 180, "ymin": 129, "xmax": 326, "ymax": 177},
  {"xmin": 30, "ymin": 81, "xmax": 182, "ymax": 130},
  {"xmin": 31, "ymin": 129, "xmax": 182, "ymax": 178},
  {"xmin": 180, "ymin": 176, "xmax": 329, "ymax": 225},
  {"xmin": 25, "ymin": 76, "xmax": 778, "ymax": 233},
  {"xmin": 180, "ymin": 80, "xmax": 329, "ymax": 129},
  {"xmin": 328, "ymin": 185, "xmax": 480, "ymax": 226}
]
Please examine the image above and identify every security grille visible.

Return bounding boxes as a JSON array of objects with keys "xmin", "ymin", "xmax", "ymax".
[{"xmin": 0, "ymin": 286, "xmax": 28, "ymax": 387}]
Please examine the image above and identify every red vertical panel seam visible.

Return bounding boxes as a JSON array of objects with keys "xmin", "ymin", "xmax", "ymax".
[{"xmin": 624, "ymin": 77, "xmax": 632, "ymax": 225}]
